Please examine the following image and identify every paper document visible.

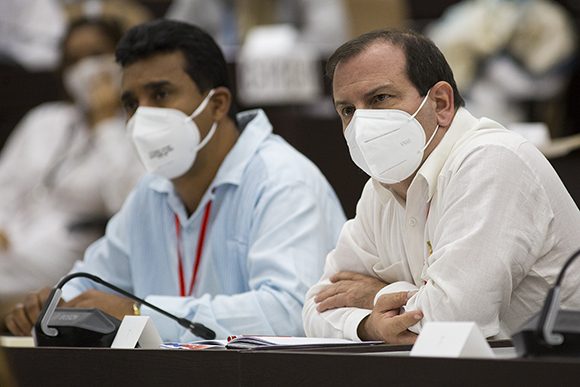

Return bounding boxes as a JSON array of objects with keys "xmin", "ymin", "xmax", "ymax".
[
  {"xmin": 224, "ymin": 335, "xmax": 358, "ymax": 349},
  {"xmin": 161, "ymin": 336, "xmax": 382, "ymax": 350}
]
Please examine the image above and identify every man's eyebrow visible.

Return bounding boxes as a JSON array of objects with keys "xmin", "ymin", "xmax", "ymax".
[
  {"xmin": 121, "ymin": 80, "xmax": 173, "ymax": 102},
  {"xmin": 333, "ymin": 98, "xmax": 348, "ymax": 108},
  {"xmin": 143, "ymin": 80, "xmax": 172, "ymax": 90},
  {"xmin": 333, "ymin": 83, "xmax": 396, "ymax": 107},
  {"xmin": 362, "ymin": 84, "xmax": 395, "ymax": 99}
]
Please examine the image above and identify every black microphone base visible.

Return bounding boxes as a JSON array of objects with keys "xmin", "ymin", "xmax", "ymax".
[
  {"xmin": 511, "ymin": 309, "xmax": 580, "ymax": 357},
  {"xmin": 34, "ymin": 308, "xmax": 121, "ymax": 348}
]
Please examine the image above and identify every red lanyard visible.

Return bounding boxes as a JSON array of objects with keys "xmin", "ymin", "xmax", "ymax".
[{"xmin": 174, "ymin": 200, "xmax": 212, "ymax": 297}]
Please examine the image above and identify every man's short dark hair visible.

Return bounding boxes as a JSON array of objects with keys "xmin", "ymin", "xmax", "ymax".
[
  {"xmin": 116, "ymin": 19, "xmax": 234, "ymax": 113},
  {"xmin": 326, "ymin": 29, "xmax": 465, "ymax": 109}
]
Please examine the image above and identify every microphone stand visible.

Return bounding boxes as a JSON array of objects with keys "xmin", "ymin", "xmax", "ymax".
[
  {"xmin": 36, "ymin": 272, "xmax": 216, "ymax": 345},
  {"xmin": 512, "ymin": 247, "xmax": 580, "ymax": 357},
  {"xmin": 535, "ymin": 247, "xmax": 580, "ymax": 346}
]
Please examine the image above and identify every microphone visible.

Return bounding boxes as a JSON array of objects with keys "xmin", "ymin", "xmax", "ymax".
[
  {"xmin": 34, "ymin": 272, "xmax": 216, "ymax": 347},
  {"xmin": 511, "ymin": 247, "xmax": 580, "ymax": 357}
]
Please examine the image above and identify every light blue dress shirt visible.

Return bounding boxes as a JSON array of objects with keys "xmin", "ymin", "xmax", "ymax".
[{"xmin": 62, "ymin": 109, "xmax": 346, "ymax": 342}]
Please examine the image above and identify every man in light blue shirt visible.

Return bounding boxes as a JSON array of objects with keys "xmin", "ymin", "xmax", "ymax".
[{"xmin": 5, "ymin": 20, "xmax": 345, "ymax": 341}]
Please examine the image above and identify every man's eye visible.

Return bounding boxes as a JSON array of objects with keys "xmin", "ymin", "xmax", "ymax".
[
  {"xmin": 341, "ymin": 106, "xmax": 355, "ymax": 117},
  {"xmin": 373, "ymin": 94, "xmax": 389, "ymax": 103},
  {"xmin": 154, "ymin": 90, "xmax": 168, "ymax": 101}
]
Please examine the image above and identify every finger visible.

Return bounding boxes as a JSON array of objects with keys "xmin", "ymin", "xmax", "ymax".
[
  {"xmin": 314, "ymin": 281, "xmax": 352, "ymax": 302},
  {"xmin": 24, "ymin": 293, "xmax": 44, "ymax": 325},
  {"xmin": 62, "ymin": 299, "xmax": 92, "ymax": 311},
  {"xmin": 391, "ymin": 330, "xmax": 419, "ymax": 345},
  {"xmin": 16, "ymin": 294, "xmax": 38, "ymax": 326},
  {"xmin": 5, "ymin": 314, "xmax": 25, "ymax": 336},
  {"xmin": 63, "ymin": 291, "xmax": 90, "ymax": 308},
  {"xmin": 38, "ymin": 287, "xmax": 54, "ymax": 303},
  {"xmin": 62, "ymin": 296, "xmax": 81, "ymax": 308},
  {"xmin": 10, "ymin": 304, "xmax": 33, "ymax": 336},
  {"xmin": 63, "ymin": 293, "xmax": 98, "ymax": 309},
  {"xmin": 386, "ymin": 310, "xmax": 423, "ymax": 336},
  {"xmin": 375, "ymin": 291, "xmax": 409, "ymax": 312},
  {"xmin": 381, "ymin": 309, "xmax": 399, "ymax": 319},
  {"xmin": 314, "ymin": 283, "xmax": 345, "ymax": 303},
  {"xmin": 316, "ymin": 294, "xmax": 347, "ymax": 313},
  {"xmin": 330, "ymin": 271, "xmax": 361, "ymax": 283}
]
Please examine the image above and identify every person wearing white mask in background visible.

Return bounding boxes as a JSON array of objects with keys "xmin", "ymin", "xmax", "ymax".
[
  {"xmin": 0, "ymin": 16, "xmax": 142, "ymax": 318},
  {"xmin": 5, "ymin": 19, "xmax": 346, "ymax": 341},
  {"xmin": 303, "ymin": 29, "xmax": 580, "ymax": 343}
]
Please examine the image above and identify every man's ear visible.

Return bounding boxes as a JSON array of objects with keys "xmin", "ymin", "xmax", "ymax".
[
  {"xmin": 209, "ymin": 86, "xmax": 232, "ymax": 121},
  {"xmin": 430, "ymin": 81, "xmax": 455, "ymax": 127}
]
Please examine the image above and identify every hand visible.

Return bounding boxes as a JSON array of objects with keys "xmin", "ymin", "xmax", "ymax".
[
  {"xmin": 4, "ymin": 288, "xmax": 54, "ymax": 336},
  {"xmin": 357, "ymin": 291, "xmax": 423, "ymax": 344},
  {"xmin": 315, "ymin": 271, "xmax": 386, "ymax": 312},
  {"xmin": 64, "ymin": 290, "xmax": 134, "ymax": 320}
]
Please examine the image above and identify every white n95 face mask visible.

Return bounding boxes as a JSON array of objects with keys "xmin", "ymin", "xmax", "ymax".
[
  {"xmin": 127, "ymin": 89, "xmax": 217, "ymax": 179},
  {"xmin": 345, "ymin": 91, "xmax": 439, "ymax": 184}
]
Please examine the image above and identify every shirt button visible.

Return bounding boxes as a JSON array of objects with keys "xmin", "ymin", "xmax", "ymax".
[{"xmin": 408, "ymin": 217, "xmax": 417, "ymax": 227}]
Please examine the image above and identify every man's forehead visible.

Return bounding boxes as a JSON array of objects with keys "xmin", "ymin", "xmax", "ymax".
[
  {"xmin": 332, "ymin": 41, "xmax": 407, "ymax": 97},
  {"xmin": 121, "ymin": 52, "xmax": 190, "ymax": 89},
  {"xmin": 334, "ymin": 41, "xmax": 406, "ymax": 80}
]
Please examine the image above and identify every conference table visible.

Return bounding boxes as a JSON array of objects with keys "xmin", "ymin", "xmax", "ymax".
[{"xmin": 4, "ymin": 341, "xmax": 580, "ymax": 386}]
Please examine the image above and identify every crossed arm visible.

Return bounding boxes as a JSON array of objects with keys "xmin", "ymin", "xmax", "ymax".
[{"xmin": 310, "ymin": 269, "xmax": 422, "ymax": 344}]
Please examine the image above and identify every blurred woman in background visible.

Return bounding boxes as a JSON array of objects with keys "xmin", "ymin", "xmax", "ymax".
[{"xmin": 0, "ymin": 16, "xmax": 142, "ymax": 318}]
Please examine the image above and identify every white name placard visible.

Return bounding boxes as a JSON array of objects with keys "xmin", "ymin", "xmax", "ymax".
[
  {"xmin": 410, "ymin": 321, "xmax": 494, "ymax": 358},
  {"xmin": 111, "ymin": 315, "xmax": 162, "ymax": 349}
]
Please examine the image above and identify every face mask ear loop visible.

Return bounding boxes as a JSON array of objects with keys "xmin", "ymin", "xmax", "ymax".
[
  {"xmin": 189, "ymin": 88, "xmax": 218, "ymax": 151},
  {"xmin": 196, "ymin": 122, "xmax": 218, "ymax": 151},
  {"xmin": 411, "ymin": 88, "xmax": 438, "ymax": 152},
  {"xmin": 188, "ymin": 88, "xmax": 216, "ymax": 120},
  {"xmin": 422, "ymin": 124, "xmax": 440, "ymax": 152},
  {"xmin": 410, "ymin": 89, "xmax": 431, "ymax": 119}
]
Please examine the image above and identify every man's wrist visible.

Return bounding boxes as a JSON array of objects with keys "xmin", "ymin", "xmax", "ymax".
[{"xmin": 357, "ymin": 315, "xmax": 373, "ymax": 341}]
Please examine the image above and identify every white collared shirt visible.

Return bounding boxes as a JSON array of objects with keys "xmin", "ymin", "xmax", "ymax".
[{"xmin": 303, "ymin": 108, "xmax": 580, "ymax": 340}]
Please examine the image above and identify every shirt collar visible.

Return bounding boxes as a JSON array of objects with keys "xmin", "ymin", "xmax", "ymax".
[
  {"xmin": 371, "ymin": 107, "xmax": 480, "ymax": 204},
  {"xmin": 148, "ymin": 108, "xmax": 272, "ymax": 196},
  {"xmin": 212, "ymin": 109, "xmax": 272, "ymax": 187},
  {"xmin": 415, "ymin": 107, "xmax": 479, "ymax": 201}
]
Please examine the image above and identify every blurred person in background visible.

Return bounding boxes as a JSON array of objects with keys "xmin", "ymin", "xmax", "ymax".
[
  {"xmin": 0, "ymin": 0, "xmax": 65, "ymax": 70},
  {"xmin": 0, "ymin": 15, "xmax": 143, "ymax": 317},
  {"xmin": 166, "ymin": 0, "xmax": 408, "ymax": 59},
  {"xmin": 426, "ymin": 0, "xmax": 577, "ymax": 140},
  {"xmin": 0, "ymin": 0, "xmax": 153, "ymax": 150},
  {"xmin": 165, "ymin": 0, "xmax": 350, "ymax": 58}
]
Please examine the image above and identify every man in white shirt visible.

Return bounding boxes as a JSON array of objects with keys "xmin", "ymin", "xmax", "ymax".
[{"xmin": 303, "ymin": 29, "xmax": 580, "ymax": 344}]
